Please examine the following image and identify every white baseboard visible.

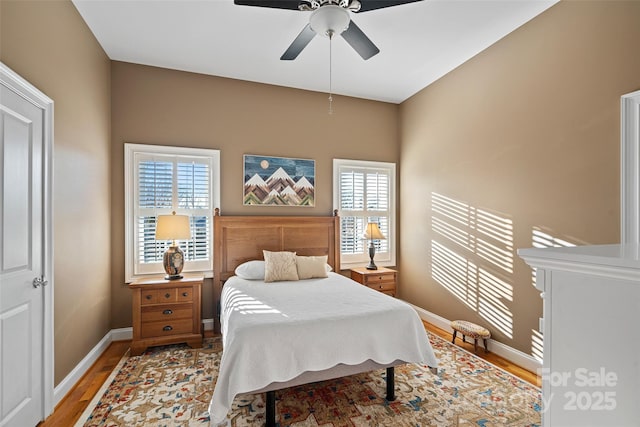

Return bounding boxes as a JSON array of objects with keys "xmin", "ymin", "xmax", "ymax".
[
  {"xmin": 53, "ymin": 330, "xmax": 114, "ymax": 405},
  {"xmin": 406, "ymin": 302, "xmax": 542, "ymax": 373},
  {"xmin": 111, "ymin": 327, "xmax": 132, "ymax": 341},
  {"xmin": 203, "ymin": 318, "xmax": 214, "ymax": 331}
]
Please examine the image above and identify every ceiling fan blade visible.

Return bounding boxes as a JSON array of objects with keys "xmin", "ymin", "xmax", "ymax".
[
  {"xmin": 234, "ymin": 0, "xmax": 303, "ymax": 11},
  {"xmin": 281, "ymin": 24, "xmax": 316, "ymax": 60},
  {"xmin": 355, "ymin": 0, "xmax": 422, "ymax": 13},
  {"xmin": 341, "ymin": 20, "xmax": 379, "ymax": 60}
]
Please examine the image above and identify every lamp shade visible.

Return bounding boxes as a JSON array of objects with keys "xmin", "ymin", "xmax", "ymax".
[
  {"xmin": 364, "ymin": 222, "xmax": 385, "ymax": 240},
  {"xmin": 155, "ymin": 212, "xmax": 191, "ymax": 240}
]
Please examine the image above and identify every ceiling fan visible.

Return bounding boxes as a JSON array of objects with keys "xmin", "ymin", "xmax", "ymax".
[{"xmin": 234, "ymin": 0, "xmax": 422, "ymax": 60}]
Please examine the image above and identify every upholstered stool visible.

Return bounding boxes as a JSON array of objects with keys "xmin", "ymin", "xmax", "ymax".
[{"xmin": 451, "ymin": 320, "xmax": 491, "ymax": 353}]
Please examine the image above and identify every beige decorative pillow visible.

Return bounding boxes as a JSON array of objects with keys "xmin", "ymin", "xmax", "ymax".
[
  {"xmin": 296, "ymin": 255, "xmax": 329, "ymax": 280},
  {"xmin": 263, "ymin": 250, "xmax": 299, "ymax": 282}
]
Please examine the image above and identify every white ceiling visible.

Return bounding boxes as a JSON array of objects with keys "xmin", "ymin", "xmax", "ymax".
[{"xmin": 72, "ymin": 0, "xmax": 558, "ymax": 104}]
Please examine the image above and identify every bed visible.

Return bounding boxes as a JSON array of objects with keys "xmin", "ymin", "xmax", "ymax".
[{"xmin": 209, "ymin": 211, "xmax": 438, "ymax": 426}]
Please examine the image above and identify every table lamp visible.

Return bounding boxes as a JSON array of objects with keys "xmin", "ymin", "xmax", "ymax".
[
  {"xmin": 364, "ymin": 222, "xmax": 386, "ymax": 270},
  {"xmin": 155, "ymin": 211, "xmax": 191, "ymax": 280}
]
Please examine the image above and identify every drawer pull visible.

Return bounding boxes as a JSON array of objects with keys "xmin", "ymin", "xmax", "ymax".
[
  {"xmin": 182, "ymin": 292, "xmax": 189, "ymax": 297},
  {"xmin": 379, "ymin": 285, "xmax": 383, "ymax": 289},
  {"xmin": 146, "ymin": 295, "xmax": 152, "ymax": 300},
  {"xmin": 163, "ymin": 325, "xmax": 173, "ymax": 331},
  {"xmin": 163, "ymin": 309, "xmax": 173, "ymax": 315},
  {"xmin": 164, "ymin": 293, "xmax": 171, "ymax": 299}
]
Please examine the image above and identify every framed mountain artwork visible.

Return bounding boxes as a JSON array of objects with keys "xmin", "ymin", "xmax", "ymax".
[{"xmin": 243, "ymin": 155, "xmax": 315, "ymax": 207}]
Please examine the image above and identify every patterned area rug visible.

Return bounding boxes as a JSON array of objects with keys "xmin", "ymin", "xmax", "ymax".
[{"xmin": 75, "ymin": 333, "xmax": 541, "ymax": 426}]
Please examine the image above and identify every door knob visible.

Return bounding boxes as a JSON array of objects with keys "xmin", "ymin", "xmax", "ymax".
[{"xmin": 32, "ymin": 276, "xmax": 48, "ymax": 288}]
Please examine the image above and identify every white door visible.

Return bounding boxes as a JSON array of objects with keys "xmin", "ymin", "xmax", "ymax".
[{"xmin": 0, "ymin": 63, "xmax": 53, "ymax": 426}]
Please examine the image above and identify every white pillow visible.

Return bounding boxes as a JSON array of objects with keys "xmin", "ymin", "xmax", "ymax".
[
  {"xmin": 234, "ymin": 260, "xmax": 266, "ymax": 280},
  {"xmin": 235, "ymin": 259, "xmax": 331, "ymax": 280},
  {"xmin": 296, "ymin": 255, "xmax": 329, "ymax": 279},
  {"xmin": 263, "ymin": 250, "xmax": 299, "ymax": 283}
]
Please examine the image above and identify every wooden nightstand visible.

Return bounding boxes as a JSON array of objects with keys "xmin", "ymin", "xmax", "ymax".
[
  {"xmin": 350, "ymin": 267, "xmax": 397, "ymax": 297},
  {"xmin": 129, "ymin": 273, "xmax": 203, "ymax": 356}
]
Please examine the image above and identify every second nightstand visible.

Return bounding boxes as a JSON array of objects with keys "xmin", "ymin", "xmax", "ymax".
[{"xmin": 350, "ymin": 267, "xmax": 397, "ymax": 297}]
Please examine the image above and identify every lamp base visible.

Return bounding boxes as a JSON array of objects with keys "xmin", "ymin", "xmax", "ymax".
[
  {"xmin": 367, "ymin": 241, "xmax": 377, "ymax": 270},
  {"xmin": 163, "ymin": 245, "xmax": 185, "ymax": 280}
]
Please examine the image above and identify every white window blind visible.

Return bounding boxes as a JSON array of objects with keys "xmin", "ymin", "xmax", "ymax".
[
  {"xmin": 333, "ymin": 159, "xmax": 396, "ymax": 268},
  {"xmin": 125, "ymin": 144, "xmax": 220, "ymax": 281}
]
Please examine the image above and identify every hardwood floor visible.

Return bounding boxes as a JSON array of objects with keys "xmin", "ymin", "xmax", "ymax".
[
  {"xmin": 423, "ymin": 321, "xmax": 540, "ymax": 387},
  {"xmin": 40, "ymin": 323, "xmax": 540, "ymax": 426},
  {"xmin": 38, "ymin": 340, "xmax": 130, "ymax": 427}
]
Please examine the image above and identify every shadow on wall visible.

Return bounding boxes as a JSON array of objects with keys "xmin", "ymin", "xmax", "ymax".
[{"xmin": 429, "ymin": 192, "xmax": 585, "ymax": 360}]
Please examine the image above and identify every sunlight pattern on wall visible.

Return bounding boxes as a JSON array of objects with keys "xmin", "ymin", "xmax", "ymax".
[
  {"xmin": 431, "ymin": 194, "xmax": 513, "ymax": 273},
  {"xmin": 478, "ymin": 268, "xmax": 513, "ymax": 339},
  {"xmin": 476, "ymin": 210, "xmax": 514, "ymax": 273},
  {"xmin": 431, "ymin": 241, "xmax": 478, "ymax": 310},
  {"xmin": 530, "ymin": 227, "xmax": 576, "ymax": 287},
  {"xmin": 531, "ymin": 329, "xmax": 544, "ymax": 363},
  {"xmin": 431, "ymin": 193, "xmax": 514, "ymax": 338},
  {"xmin": 532, "ymin": 228, "xmax": 576, "ymax": 249}
]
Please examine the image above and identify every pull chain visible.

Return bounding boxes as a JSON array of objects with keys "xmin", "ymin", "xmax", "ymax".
[{"xmin": 328, "ymin": 31, "xmax": 333, "ymax": 115}]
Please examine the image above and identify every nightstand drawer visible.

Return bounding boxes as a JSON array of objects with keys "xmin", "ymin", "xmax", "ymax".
[
  {"xmin": 177, "ymin": 288, "xmax": 193, "ymax": 302},
  {"xmin": 140, "ymin": 319, "xmax": 193, "ymax": 338},
  {"xmin": 363, "ymin": 273, "xmax": 395, "ymax": 285},
  {"xmin": 140, "ymin": 289, "xmax": 160, "ymax": 305},
  {"xmin": 141, "ymin": 303, "xmax": 192, "ymax": 322},
  {"xmin": 350, "ymin": 267, "xmax": 397, "ymax": 297},
  {"xmin": 367, "ymin": 281, "xmax": 395, "ymax": 292},
  {"xmin": 141, "ymin": 288, "xmax": 178, "ymax": 305}
]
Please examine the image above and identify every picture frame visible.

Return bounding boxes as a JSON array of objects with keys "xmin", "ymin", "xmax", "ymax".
[{"xmin": 243, "ymin": 154, "xmax": 315, "ymax": 207}]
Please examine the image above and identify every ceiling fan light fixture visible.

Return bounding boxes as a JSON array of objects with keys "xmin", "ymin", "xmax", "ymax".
[{"xmin": 309, "ymin": 5, "xmax": 350, "ymax": 38}]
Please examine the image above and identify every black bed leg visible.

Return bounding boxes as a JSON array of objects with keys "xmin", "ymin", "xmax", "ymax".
[
  {"xmin": 386, "ymin": 367, "xmax": 395, "ymax": 401},
  {"xmin": 266, "ymin": 391, "xmax": 276, "ymax": 427}
]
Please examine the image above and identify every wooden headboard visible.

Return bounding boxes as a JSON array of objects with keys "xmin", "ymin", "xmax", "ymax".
[{"xmin": 212, "ymin": 209, "xmax": 340, "ymax": 332}]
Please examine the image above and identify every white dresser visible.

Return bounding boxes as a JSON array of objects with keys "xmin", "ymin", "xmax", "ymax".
[{"xmin": 519, "ymin": 244, "xmax": 640, "ymax": 426}]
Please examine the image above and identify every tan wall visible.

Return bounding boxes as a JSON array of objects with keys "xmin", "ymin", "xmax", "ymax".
[
  {"xmin": 1, "ymin": 0, "xmax": 112, "ymax": 385},
  {"xmin": 398, "ymin": 0, "xmax": 640, "ymax": 355},
  {"xmin": 110, "ymin": 62, "xmax": 399, "ymax": 327},
  {"xmin": 6, "ymin": 0, "xmax": 632, "ymax": 382}
]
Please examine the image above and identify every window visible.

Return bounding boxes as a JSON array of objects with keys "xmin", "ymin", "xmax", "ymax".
[
  {"xmin": 333, "ymin": 159, "xmax": 396, "ymax": 268},
  {"xmin": 125, "ymin": 143, "xmax": 220, "ymax": 282}
]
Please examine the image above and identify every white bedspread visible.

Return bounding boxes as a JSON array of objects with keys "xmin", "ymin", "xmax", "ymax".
[{"xmin": 209, "ymin": 272, "xmax": 438, "ymax": 425}]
